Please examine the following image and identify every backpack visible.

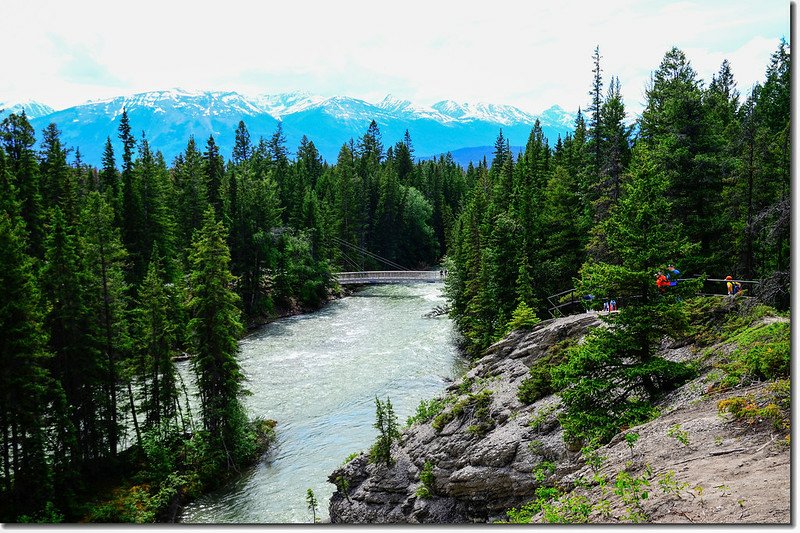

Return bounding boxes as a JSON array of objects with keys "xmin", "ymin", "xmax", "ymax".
[{"xmin": 732, "ymin": 281, "xmax": 741, "ymax": 294}]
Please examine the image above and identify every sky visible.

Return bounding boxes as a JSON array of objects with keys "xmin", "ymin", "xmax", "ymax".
[{"xmin": 0, "ymin": 0, "xmax": 791, "ymax": 116}]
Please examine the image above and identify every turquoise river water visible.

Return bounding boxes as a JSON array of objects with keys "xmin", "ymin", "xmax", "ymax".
[{"xmin": 178, "ymin": 282, "xmax": 464, "ymax": 523}]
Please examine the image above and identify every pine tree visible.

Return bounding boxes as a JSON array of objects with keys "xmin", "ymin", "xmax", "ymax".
[
  {"xmin": 370, "ymin": 397, "xmax": 400, "ymax": 467},
  {"xmin": 78, "ymin": 192, "xmax": 131, "ymax": 458},
  {"xmin": 0, "ymin": 112, "xmax": 45, "ymax": 257},
  {"xmin": 232, "ymin": 121, "xmax": 252, "ymax": 165},
  {"xmin": 42, "ymin": 207, "xmax": 106, "ymax": 478},
  {"xmin": 188, "ymin": 209, "xmax": 248, "ymax": 468},
  {"xmin": 553, "ymin": 144, "xmax": 698, "ymax": 444},
  {"xmin": 134, "ymin": 247, "xmax": 179, "ymax": 436},
  {"xmin": 39, "ymin": 123, "xmax": 77, "ymax": 223},
  {"xmin": 203, "ymin": 135, "xmax": 225, "ymax": 217},
  {"xmin": 587, "ymin": 45, "xmax": 604, "ymax": 177},
  {"xmin": 0, "ymin": 171, "xmax": 55, "ymax": 519},
  {"xmin": 173, "ymin": 137, "xmax": 209, "ymax": 259}
]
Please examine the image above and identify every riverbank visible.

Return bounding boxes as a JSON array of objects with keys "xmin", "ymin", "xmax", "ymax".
[
  {"xmin": 328, "ymin": 297, "xmax": 790, "ymax": 524},
  {"xmin": 179, "ymin": 282, "xmax": 463, "ymax": 523},
  {"xmin": 74, "ymin": 287, "xmax": 351, "ymax": 523}
]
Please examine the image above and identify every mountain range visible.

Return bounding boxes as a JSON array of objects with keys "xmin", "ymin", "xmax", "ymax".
[{"xmin": 0, "ymin": 89, "xmax": 576, "ymax": 167}]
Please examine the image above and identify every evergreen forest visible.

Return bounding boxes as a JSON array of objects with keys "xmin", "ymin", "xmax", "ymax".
[{"xmin": 0, "ymin": 41, "xmax": 790, "ymax": 522}]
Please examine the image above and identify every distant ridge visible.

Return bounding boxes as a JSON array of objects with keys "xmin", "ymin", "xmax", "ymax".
[
  {"xmin": 5, "ymin": 89, "xmax": 575, "ymax": 165},
  {"xmin": 418, "ymin": 145, "xmax": 526, "ymax": 168}
]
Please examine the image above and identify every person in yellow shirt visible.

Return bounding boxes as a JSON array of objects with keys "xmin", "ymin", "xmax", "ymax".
[{"xmin": 725, "ymin": 275, "xmax": 741, "ymax": 296}]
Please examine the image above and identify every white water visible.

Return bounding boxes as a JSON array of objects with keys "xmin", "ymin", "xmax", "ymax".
[{"xmin": 179, "ymin": 283, "xmax": 464, "ymax": 523}]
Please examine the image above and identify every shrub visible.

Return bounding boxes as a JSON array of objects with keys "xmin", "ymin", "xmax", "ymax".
[
  {"xmin": 406, "ymin": 398, "xmax": 446, "ymax": 427},
  {"xmin": 517, "ymin": 339, "xmax": 575, "ymax": 405},
  {"xmin": 416, "ymin": 461, "xmax": 435, "ymax": 499},
  {"xmin": 432, "ymin": 389, "xmax": 493, "ymax": 432},
  {"xmin": 706, "ymin": 320, "xmax": 789, "ymax": 389},
  {"xmin": 505, "ymin": 301, "xmax": 541, "ymax": 333}
]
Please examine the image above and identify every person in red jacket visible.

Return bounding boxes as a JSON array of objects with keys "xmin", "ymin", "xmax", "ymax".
[{"xmin": 656, "ymin": 271, "xmax": 670, "ymax": 292}]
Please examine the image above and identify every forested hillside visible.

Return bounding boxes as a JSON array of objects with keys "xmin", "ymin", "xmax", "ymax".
[
  {"xmin": 0, "ymin": 98, "xmax": 465, "ymax": 521},
  {"xmin": 0, "ymin": 40, "xmax": 789, "ymax": 523},
  {"xmin": 445, "ymin": 43, "xmax": 790, "ymax": 356}
]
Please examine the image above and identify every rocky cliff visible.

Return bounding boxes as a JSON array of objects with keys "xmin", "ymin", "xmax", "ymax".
[{"xmin": 327, "ymin": 307, "xmax": 790, "ymax": 524}]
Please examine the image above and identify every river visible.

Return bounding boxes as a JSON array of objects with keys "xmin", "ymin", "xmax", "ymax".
[{"xmin": 178, "ymin": 282, "xmax": 464, "ymax": 523}]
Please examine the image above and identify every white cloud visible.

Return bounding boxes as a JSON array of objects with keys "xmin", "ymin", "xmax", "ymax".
[{"xmin": 1, "ymin": 0, "xmax": 790, "ymax": 115}]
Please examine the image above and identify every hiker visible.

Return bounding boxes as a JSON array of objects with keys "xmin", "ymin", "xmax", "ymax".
[
  {"xmin": 725, "ymin": 275, "xmax": 741, "ymax": 296},
  {"xmin": 667, "ymin": 264, "xmax": 681, "ymax": 287},
  {"xmin": 656, "ymin": 271, "xmax": 669, "ymax": 292},
  {"xmin": 610, "ymin": 299, "xmax": 617, "ymax": 311}
]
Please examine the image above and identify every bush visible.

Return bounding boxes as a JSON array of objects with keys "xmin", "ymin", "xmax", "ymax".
[
  {"xmin": 432, "ymin": 389, "xmax": 493, "ymax": 432},
  {"xmin": 719, "ymin": 322, "xmax": 789, "ymax": 387},
  {"xmin": 518, "ymin": 339, "xmax": 575, "ymax": 405},
  {"xmin": 406, "ymin": 398, "xmax": 446, "ymax": 427},
  {"xmin": 415, "ymin": 460, "xmax": 435, "ymax": 499},
  {"xmin": 505, "ymin": 301, "xmax": 541, "ymax": 333}
]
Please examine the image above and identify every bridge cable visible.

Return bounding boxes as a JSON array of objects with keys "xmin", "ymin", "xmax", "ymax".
[
  {"xmin": 330, "ymin": 236, "xmax": 407, "ymax": 271},
  {"xmin": 330, "ymin": 236, "xmax": 411, "ymax": 271}
]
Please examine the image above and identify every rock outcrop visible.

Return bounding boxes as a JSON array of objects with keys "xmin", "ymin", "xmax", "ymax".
[
  {"xmin": 327, "ymin": 310, "xmax": 791, "ymax": 524},
  {"xmin": 328, "ymin": 314, "xmax": 599, "ymax": 523}
]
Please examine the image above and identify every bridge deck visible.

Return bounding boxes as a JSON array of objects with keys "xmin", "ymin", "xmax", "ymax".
[{"xmin": 334, "ymin": 271, "xmax": 445, "ymax": 284}]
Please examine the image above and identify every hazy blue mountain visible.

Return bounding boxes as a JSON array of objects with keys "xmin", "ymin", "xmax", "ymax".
[
  {"xmin": 0, "ymin": 100, "xmax": 55, "ymax": 120},
  {"xmin": 20, "ymin": 89, "xmax": 575, "ymax": 166},
  {"xmin": 418, "ymin": 145, "xmax": 526, "ymax": 168}
]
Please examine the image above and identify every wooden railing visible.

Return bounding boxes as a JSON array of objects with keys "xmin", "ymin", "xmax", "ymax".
[{"xmin": 547, "ymin": 277, "xmax": 762, "ymax": 318}]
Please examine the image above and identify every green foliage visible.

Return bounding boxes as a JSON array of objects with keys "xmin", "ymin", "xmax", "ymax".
[
  {"xmin": 613, "ymin": 466, "xmax": 653, "ymax": 522},
  {"xmin": 335, "ymin": 476, "xmax": 351, "ymax": 501},
  {"xmin": 533, "ymin": 460, "xmax": 556, "ymax": 483},
  {"xmin": 717, "ymin": 385, "xmax": 790, "ymax": 432},
  {"xmin": 581, "ymin": 441, "xmax": 607, "ymax": 474},
  {"xmin": 415, "ymin": 460, "xmax": 436, "ymax": 499},
  {"xmin": 527, "ymin": 440, "xmax": 544, "ymax": 456},
  {"xmin": 518, "ymin": 339, "xmax": 575, "ymax": 404},
  {"xmin": 431, "ymin": 389, "xmax": 493, "ymax": 432},
  {"xmin": 529, "ymin": 403, "xmax": 559, "ymax": 433},
  {"xmin": 666, "ymin": 424, "xmax": 690, "ymax": 446},
  {"xmin": 718, "ymin": 322, "xmax": 789, "ymax": 388},
  {"xmin": 342, "ymin": 452, "xmax": 360, "ymax": 465},
  {"xmin": 188, "ymin": 210, "xmax": 253, "ymax": 469},
  {"xmin": 658, "ymin": 470, "xmax": 689, "ymax": 498},
  {"xmin": 306, "ymin": 488, "xmax": 319, "ymax": 523},
  {"xmin": 369, "ymin": 397, "xmax": 400, "ymax": 467},
  {"xmin": 505, "ymin": 301, "xmax": 541, "ymax": 333},
  {"xmin": 406, "ymin": 398, "xmax": 446, "ymax": 427},
  {"xmin": 624, "ymin": 432, "xmax": 640, "ymax": 457}
]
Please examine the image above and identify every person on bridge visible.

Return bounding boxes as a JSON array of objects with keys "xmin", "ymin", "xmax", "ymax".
[
  {"xmin": 667, "ymin": 264, "xmax": 681, "ymax": 287},
  {"xmin": 726, "ymin": 275, "xmax": 742, "ymax": 296}
]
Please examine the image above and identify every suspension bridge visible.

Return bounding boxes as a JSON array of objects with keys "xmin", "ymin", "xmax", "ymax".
[{"xmin": 329, "ymin": 236, "xmax": 445, "ymax": 285}]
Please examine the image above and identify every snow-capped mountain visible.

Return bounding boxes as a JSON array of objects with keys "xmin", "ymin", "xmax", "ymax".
[
  {"xmin": 0, "ymin": 100, "xmax": 55, "ymax": 120},
  {"xmin": 16, "ymin": 89, "xmax": 575, "ymax": 166},
  {"xmin": 431, "ymin": 100, "xmax": 537, "ymax": 126},
  {"xmin": 249, "ymin": 92, "xmax": 326, "ymax": 119}
]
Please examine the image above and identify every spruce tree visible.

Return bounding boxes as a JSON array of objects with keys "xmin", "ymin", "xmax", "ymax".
[
  {"xmin": 188, "ymin": 209, "xmax": 248, "ymax": 468},
  {"xmin": 232, "ymin": 121, "xmax": 252, "ymax": 165},
  {"xmin": 0, "ymin": 112, "xmax": 44, "ymax": 257},
  {"xmin": 134, "ymin": 247, "xmax": 179, "ymax": 436},
  {"xmin": 203, "ymin": 135, "xmax": 225, "ymax": 217},
  {"xmin": 0, "ymin": 173, "xmax": 55, "ymax": 519},
  {"xmin": 553, "ymin": 144, "xmax": 698, "ymax": 444},
  {"xmin": 78, "ymin": 192, "xmax": 132, "ymax": 458}
]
